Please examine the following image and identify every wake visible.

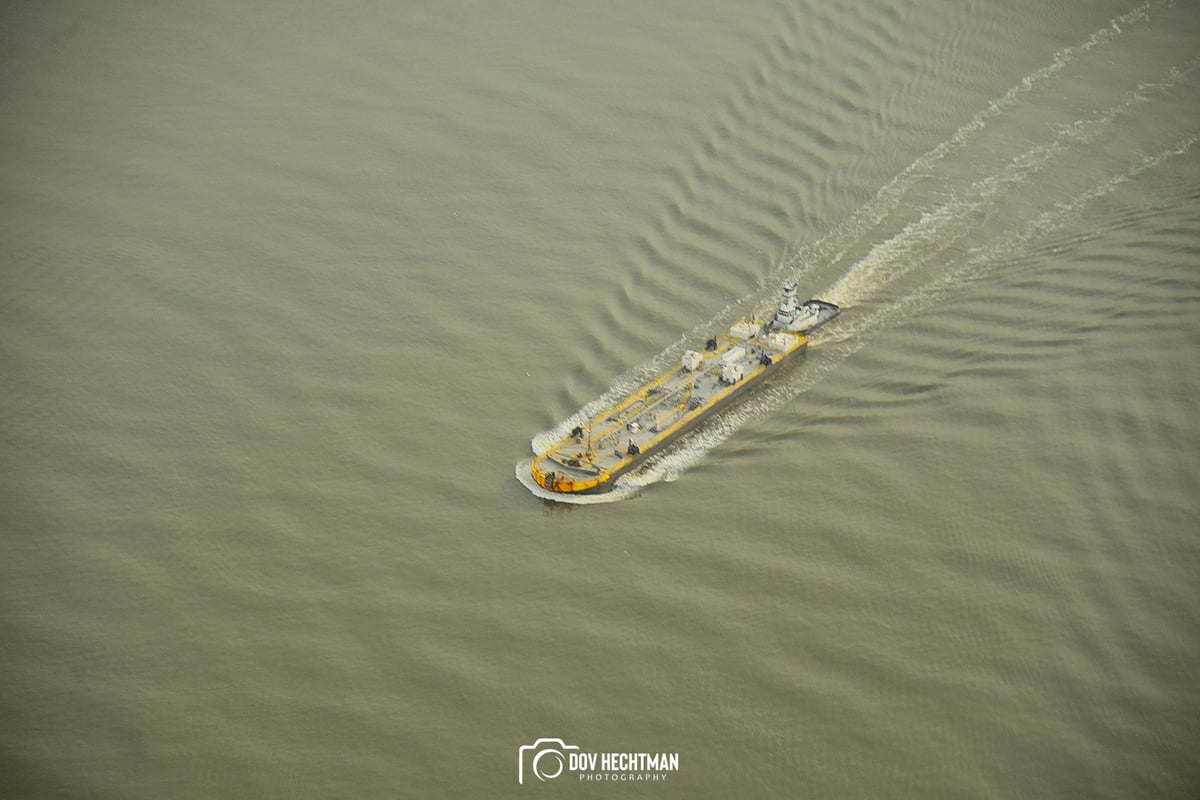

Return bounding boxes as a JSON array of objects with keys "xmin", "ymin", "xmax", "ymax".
[
  {"xmin": 522, "ymin": 4, "xmax": 1194, "ymax": 503},
  {"xmin": 777, "ymin": 1, "xmax": 1157, "ymax": 278},
  {"xmin": 825, "ymin": 54, "xmax": 1198, "ymax": 309}
]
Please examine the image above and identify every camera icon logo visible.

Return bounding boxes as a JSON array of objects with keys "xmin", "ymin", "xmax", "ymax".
[{"xmin": 517, "ymin": 738, "xmax": 580, "ymax": 784}]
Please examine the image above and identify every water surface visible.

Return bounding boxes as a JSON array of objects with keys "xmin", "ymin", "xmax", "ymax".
[{"xmin": 2, "ymin": 1, "xmax": 1198, "ymax": 797}]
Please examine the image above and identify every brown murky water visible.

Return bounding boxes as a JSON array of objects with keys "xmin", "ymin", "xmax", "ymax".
[{"xmin": 3, "ymin": 1, "xmax": 1198, "ymax": 797}]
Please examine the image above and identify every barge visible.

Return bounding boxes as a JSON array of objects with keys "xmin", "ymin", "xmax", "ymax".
[{"xmin": 530, "ymin": 282, "xmax": 839, "ymax": 494}]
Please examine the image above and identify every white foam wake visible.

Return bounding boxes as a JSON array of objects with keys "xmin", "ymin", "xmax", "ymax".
[
  {"xmin": 823, "ymin": 54, "xmax": 1197, "ymax": 309},
  {"xmin": 818, "ymin": 135, "xmax": 1198, "ymax": 349},
  {"xmin": 778, "ymin": 1, "xmax": 1156, "ymax": 282}
]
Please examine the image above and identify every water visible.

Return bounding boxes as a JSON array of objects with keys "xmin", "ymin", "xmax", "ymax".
[{"xmin": 2, "ymin": 1, "xmax": 1198, "ymax": 797}]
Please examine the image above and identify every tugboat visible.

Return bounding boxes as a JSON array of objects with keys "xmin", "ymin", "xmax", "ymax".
[{"xmin": 530, "ymin": 282, "xmax": 839, "ymax": 494}]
